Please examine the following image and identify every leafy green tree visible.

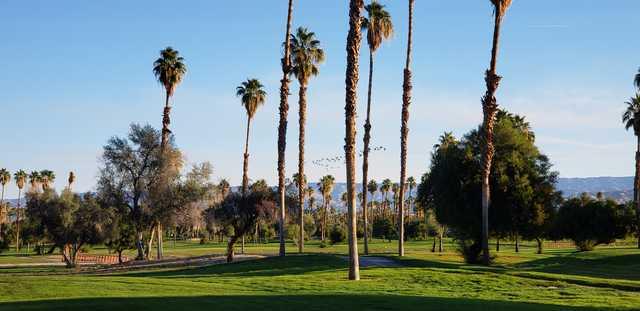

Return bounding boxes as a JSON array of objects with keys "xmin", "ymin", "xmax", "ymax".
[
  {"xmin": 288, "ymin": 27, "xmax": 324, "ymax": 254},
  {"xmin": 236, "ymin": 79, "xmax": 267, "ymax": 195},
  {"xmin": 98, "ymin": 124, "xmax": 164, "ymax": 260},
  {"xmin": 26, "ymin": 190, "xmax": 112, "ymax": 267},
  {"xmin": 553, "ymin": 197, "xmax": 630, "ymax": 251},
  {"xmin": 418, "ymin": 111, "xmax": 559, "ymax": 263},
  {"xmin": 214, "ymin": 189, "xmax": 275, "ymax": 262},
  {"xmin": 329, "ymin": 225, "xmax": 347, "ymax": 244},
  {"xmin": 622, "ymin": 93, "xmax": 640, "ymax": 248},
  {"xmin": 361, "ymin": 0, "xmax": 393, "ymax": 256}
]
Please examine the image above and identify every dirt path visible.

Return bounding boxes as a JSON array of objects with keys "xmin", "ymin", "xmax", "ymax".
[{"xmin": 90, "ymin": 254, "xmax": 265, "ymax": 274}]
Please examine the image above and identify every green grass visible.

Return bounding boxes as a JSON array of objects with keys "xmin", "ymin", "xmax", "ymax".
[{"xmin": 0, "ymin": 240, "xmax": 638, "ymax": 310}]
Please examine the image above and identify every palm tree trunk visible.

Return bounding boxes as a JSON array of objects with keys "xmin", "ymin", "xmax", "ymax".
[
  {"xmin": 15, "ymin": 188, "xmax": 21, "ymax": 253},
  {"xmin": 242, "ymin": 117, "xmax": 251, "ymax": 195},
  {"xmin": 635, "ymin": 135, "xmax": 640, "ymax": 248},
  {"xmin": 536, "ymin": 238, "xmax": 543, "ymax": 254},
  {"xmin": 344, "ymin": 0, "xmax": 363, "ymax": 281},
  {"xmin": 0, "ymin": 185, "xmax": 4, "ymax": 241},
  {"xmin": 161, "ymin": 91, "xmax": 171, "ymax": 151},
  {"xmin": 323, "ymin": 198, "xmax": 328, "ymax": 241},
  {"xmin": 298, "ymin": 84, "xmax": 307, "ymax": 253},
  {"xmin": 480, "ymin": 8, "xmax": 505, "ymax": 266},
  {"xmin": 227, "ymin": 235, "xmax": 239, "ymax": 263},
  {"xmin": 398, "ymin": 0, "xmax": 414, "ymax": 258},
  {"xmin": 278, "ymin": 0, "xmax": 295, "ymax": 258},
  {"xmin": 361, "ymin": 48, "xmax": 374, "ymax": 256},
  {"xmin": 514, "ymin": 233, "xmax": 519, "ymax": 253}
]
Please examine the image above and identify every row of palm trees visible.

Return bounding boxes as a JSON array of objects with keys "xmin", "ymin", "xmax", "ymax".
[
  {"xmin": 150, "ymin": 0, "xmax": 513, "ymax": 277},
  {"xmin": 0, "ymin": 169, "xmax": 75, "ymax": 252}
]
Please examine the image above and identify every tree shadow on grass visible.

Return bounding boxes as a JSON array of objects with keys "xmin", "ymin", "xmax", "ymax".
[
  {"xmin": 513, "ymin": 252, "xmax": 640, "ymax": 281},
  {"xmin": 118, "ymin": 254, "xmax": 347, "ymax": 278},
  {"xmin": 0, "ymin": 294, "xmax": 614, "ymax": 311}
]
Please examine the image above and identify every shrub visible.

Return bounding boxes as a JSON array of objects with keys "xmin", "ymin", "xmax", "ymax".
[
  {"xmin": 553, "ymin": 197, "xmax": 630, "ymax": 251},
  {"xmin": 372, "ymin": 218, "xmax": 395, "ymax": 241},
  {"xmin": 405, "ymin": 220, "xmax": 427, "ymax": 240},
  {"xmin": 329, "ymin": 225, "xmax": 347, "ymax": 245}
]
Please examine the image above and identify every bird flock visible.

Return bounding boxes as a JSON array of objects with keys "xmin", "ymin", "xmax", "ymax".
[{"xmin": 311, "ymin": 145, "xmax": 387, "ymax": 171}]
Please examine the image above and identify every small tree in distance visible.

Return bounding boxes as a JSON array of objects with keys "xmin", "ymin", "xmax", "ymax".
[{"xmin": 214, "ymin": 187, "xmax": 275, "ymax": 262}]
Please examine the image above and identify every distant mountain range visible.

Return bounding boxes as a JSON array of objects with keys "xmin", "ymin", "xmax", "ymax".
[{"xmin": 1, "ymin": 176, "xmax": 635, "ymax": 208}]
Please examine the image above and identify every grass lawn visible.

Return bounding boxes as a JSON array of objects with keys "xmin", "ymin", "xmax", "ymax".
[{"xmin": 0, "ymin": 240, "xmax": 638, "ymax": 310}]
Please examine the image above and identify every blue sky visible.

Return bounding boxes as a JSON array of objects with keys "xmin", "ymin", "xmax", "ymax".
[{"xmin": 1, "ymin": 0, "xmax": 638, "ymax": 198}]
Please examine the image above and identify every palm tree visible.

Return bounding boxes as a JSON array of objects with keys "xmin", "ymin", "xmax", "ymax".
[
  {"xmin": 67, "ymin": 171, "xmax": 76, "ymax": 190},
  {"xmin": 398, "ymin": 0, "xmax": 414, "ymax": 257},
  {"xmin": 153, "ymin": 47, "xmax": 187, "ymax": 151},
  {"xmin": 367, "ymin": 179, "xmax": 378, "ymax": 224},
  {"xmin": 292, "ymin": 172, "xmax": 308, "ymax": 252},
  {"xmin": 406, "ymin": 176, "xmax": 416, "ymax": 216},
  {"xmin": 344, "ymin": 0, "xmax": 365, "ymax": 281},
  {"xmin": 13, "ymin": 170, "xmax": 26, "ymax": 252},
  {"xmin": 237, "ymin": 79, "xmax": 267, "ymax": 195},
  {"xmin": 277, "ymin": 0, "xmax": 295, "ymax": 258},
  {"xmin": 381, "ymin": 178, "xmax": 392, "ymax": 217},
  {"xmin": 634, "ymin": 68, "xmax": 640, "ymax": 90},
  {"xmin": 479, "ymin": 0, "xmax": 512, "ymax": 266},
  {"xmin": 361, "ymin": 1, "xmax": 393, "ymax": 256},
  {"xmin": 289, "ymin": 27, "xmax": 325, "ymax": 254},
  {"xmin": 39, "ymin": 170, "xmax": 55, "ymax": 191},
  {"xmin": 623, "ymin": 93, "xmax": 640, "ymax": 249},
  {"xmin": 0, "ymin": 169, "xmax": 10, "ymax": 240},
  {"xmin": 153, "ymin": 47, "xmax": 186, "ymax": 261},
  {"xmin": 319, "ymin": 175, "xmax": 335, "ymax": 241},
  {"xmin": 28, "ymin": 171, "xmax": 40, "ymax": 192},
  {"xmin": 218, "ymin": 179, "xmax": 231, "ymax": 200}
]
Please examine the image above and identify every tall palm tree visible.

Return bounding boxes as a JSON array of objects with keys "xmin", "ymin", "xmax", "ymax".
[
  {"xmin": 67, "ymin": 171, "xmax": 76, "ymax": 191},
  {"xmin": 236, "ymin": 79, "xmax": 266, "ymax": 256},
  {"xmin": 0, "ymin": 169, "xmax": 10, "ymax": 240},
  {"xmin": 277, "ymin": 0, "xmax": 295, "ymax": 258},
  {"xmin": 39, "ymin": 170, "xmax": 55, "ymax": 191},
  {"xmin": 153, "ymin": 47, "xmax": 186, "ymax": 261},
  {"xmin": 361, "ymin": 1, "xmax": 393, "ymax": 256},
  {"xmin": 623, "ymin": 93, "xmax": 640, "ymax": 249},
  {"xmin": 289, "ymin": 27, "xmax": 325, "ymax": 254},
  {"xmin": 344, "ymin": 0, "xmax": 365, "ymax": 281},
  {"xmin": 319, "ymin": 175, "xmax": 335, "ymax": 241},
  {"xmin": 398, "ymin": 0, "xmax": 414, "ymax": 256},
  {"xmin": 237, "ymin": 79, "xmax": 267, "ymax": 195},
  {"xmin": 153, "ymin": 47, "xmax": 187, "ymax": 151},
  {"xmin": 479, "ymin": 0, "xmax": 512, "ymax": 266},
  {"xmin": 28, "ymin": 171, "xmax": 40, "ymax": 192},
  {"xmin": 13, "ymin": 170, "xmax": 26, "ymax": 252}
]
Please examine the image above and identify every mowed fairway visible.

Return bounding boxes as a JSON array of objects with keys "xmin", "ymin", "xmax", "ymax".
[{"xmin": 0, "ymin": 240, "xmax": 639, "ymax": 311}]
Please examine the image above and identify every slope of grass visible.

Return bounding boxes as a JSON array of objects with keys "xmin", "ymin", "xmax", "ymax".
[{"xmin": 0, "ymin": 246, "xmax": 639, "ymax": 311}]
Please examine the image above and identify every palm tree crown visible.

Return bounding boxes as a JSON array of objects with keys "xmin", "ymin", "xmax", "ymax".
[
  {"xmin": 153, "ymin": 47, "xmax": 187, "ymax": 98},
  {"xmin": 28, "ymin": 171, "xmax": 41, "ymax": 190},
  {"xmin": 0, "ymin": 169, "xmax": 10, "ymax": 187},
  {"xmin": 236, "ymin": 79, "xmax": 267, "ymax": 120},
  {"xmin": 289, "ymin": 27, "xmax": 325, "ymax": 85},
  {"xmin": 362, "ymin": 1, "xmax": 394, "ymax": 52},
  {"xmin": 623, "ymin": 93, "xmax": 640, "ymax": 135},
  {"xmin": 491, "ymin": 0, "xmax": 513, "ymax": 20},
  {"xmin": 14, "ymin": 170, "xmax": 27, "ymax": 190},
  {"xmin": 39, "ymin": 170, "xmax": 55, "ymax": 190}
]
